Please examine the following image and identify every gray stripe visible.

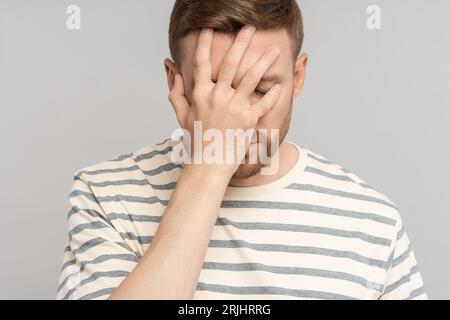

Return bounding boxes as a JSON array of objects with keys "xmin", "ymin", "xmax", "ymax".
[
  {"xmin": 115, "ymin": 242, "xmax": 142, "ymax": 258},
  {"xmin": 60, "ymin": 254, "xmax": 136, "ymax": 292},
  {"xmin": 67, "ymin": 222, "xmax": 139, "ymax": 257},
  {"xmin": 392, "ymin": 246, "xmax": 411, "ymax": 268},
  {"xmin": 217, "ymin": 217, "xmax": 391, "ymax": 246},
  {"xmin": 68, "ymin": 206, "xmax": 112, "ymax": 228},
  {"xmin": 407, "ymin": 286, "xmax": 426, "ymax": 300},
  {"xmin": 220, "ymin": 200, "xmax": 397, "ymax": 226},
  {"xmin": 58, "ymin": 271, "xmax": 80, "ymax": 295},
  {"xmin": 133, "ymin": 145, "xmax": 173, "ymax": 162},
  {"xmin": 87, "ymin": 179, "xmax": 177, "ymax": 190},
  {"xmin": 120, "ymin": 232, "xmax": 153, "ymax": 244},
  {"xmin": 383, "ymin": 265, "xmax": 419, "ymax": 295},
  {"xmin": 68, "ymin": 221, "xmax": 109, "ymax": 240},
  {"xmin": 286, "ymin": 183, "xmax": 398, "ymax": 210},
  {"xmin": 156, "ymin": 138, "xmax": 171, "ymax": 146},
  {"xmin": 359, "ymin": 183, "xmax": 374, "ymax": 189},
  {"xmin": 107, "ymin": 212, "xmax": 161, "ymax": 222},
  {"xmin": 143, "ymin": 162, "xmax": 181, "ymax": 176},
  {"xmin": 99, "ymin": 213, "xmax": 389, "ymax": 246},
  {"xmin": 384, "ymin": 247, "xmax": 396, "ymax": 271},
  {"xmin": 64, "ymin": 245, "xmax": 71, "ymax": 253},
  {"xmin": 69, "ymin": 190, "xmax": 96, "ymax": 202},
  {"xmin": 63, "ymin": 271, "xmax": 129, "ymax": 300},
  {"xmin": 397, "ymin": 225, "xmax": 406, "ymax": 240},
  {"xmin": 307, "ymin": 153, "xmax": 332, "ymax": 164},
  {"xmin": 79, "ymin": 287, "xmax": 116, "ymax": 300},
  {"xmin": 117, "ymin": 233, "xmax": 387, "ymax": 268},
  {"xmin": 58, "ymin": 269, "xmax": 80, "ymax": 293},
  {"xmin": 60, "ymin": 259, "xmax": 76, "ymax": 273},
  {"xmin": 410, "ymin": 265, "xmax": 419, "ymax": 274},
  {"xmin": 69, "ymin": 194, "xmax": 127, "ymax": 227},
  {"xmin": 96, "ymin": 194, "xmax": 169, "ymax": 206},
  {"xmin": 72, "ymin": 237, "xmax": 107, "ymax": 255},
  {"xmin": 110, "ymin": 154, "xmax": 131, "ymax": 162},
  {"xmin": 196, "ymin": 282, "xmax": 356, "ymax": 300},
  {"xmin": 76, "ymin": 165, "xmax": 140, "ymax": 177},
  {"xmin": 88, "ymin": 179, "xmax": 149, "ymax": 187},
  {"xmin": 208, "ymin": 239, "xmax": 387, "ymax": 268},
  {"xmin": 79, "ymin": 254, "xmax": 139, "ymax": 273},
  {"xmin": 305, "ymin": 166, "xmax": 355, "ymax": 182},
  {"xmin": 202, "ymin": 262, "xmax": 383, "ymax": 292},
  {"xmin": 151, "ymin": 182, "xmax": 177, "ymax": 190}
]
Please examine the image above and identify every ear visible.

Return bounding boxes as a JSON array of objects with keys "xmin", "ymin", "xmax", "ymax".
[
  {"xmin": 164, "ymin": 58, "xmax": 178, "ymax": 91},
  {"xmin": 292, "ymin": 53, "xmax": 308, "ymax": 99}
]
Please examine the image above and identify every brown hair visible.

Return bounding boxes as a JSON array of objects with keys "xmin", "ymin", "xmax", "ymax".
[{"xmin": 168, "ymin": 0, "xmax": 304, "ymax": 67}]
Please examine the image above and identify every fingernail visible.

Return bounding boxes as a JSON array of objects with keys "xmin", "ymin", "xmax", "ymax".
[{"xmin": 243, "ymin": 25, "xmax": 255, "ymax": 35}]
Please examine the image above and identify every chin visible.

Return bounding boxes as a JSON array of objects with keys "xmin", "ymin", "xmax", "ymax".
[{"xmin": 232, "ymin": 162, "xmax": 262, "ymax": 179}]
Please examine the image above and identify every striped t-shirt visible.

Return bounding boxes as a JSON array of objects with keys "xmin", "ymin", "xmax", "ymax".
[{"xmin": 57, "ymin": 138, "xmax": 427, "ymax": 300}]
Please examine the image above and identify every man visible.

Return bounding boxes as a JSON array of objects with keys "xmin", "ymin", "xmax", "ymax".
[{"xmin": 57, "ymin": 0, "xmax": 427, "ymax": 300}]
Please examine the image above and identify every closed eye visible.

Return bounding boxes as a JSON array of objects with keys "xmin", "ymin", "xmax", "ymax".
[
  {"xmin": 210, "ymin": 79, "xmax": 270, "ymax": 97},
  {"xmin": 254, "ymin": 88, "xmax": 268, "ymax": 97}
]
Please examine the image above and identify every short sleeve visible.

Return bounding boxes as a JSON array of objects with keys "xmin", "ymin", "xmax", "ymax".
[
  {"xmin": 380, "ymin": 215, "xmax": 427, "ymax": 300},
  {"xmin": 56, "ymin": 177, "xmax": 140, "ymax": 300}
]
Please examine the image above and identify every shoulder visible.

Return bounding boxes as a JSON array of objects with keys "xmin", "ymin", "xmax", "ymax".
[
  {"xmin": 297, "ymin": 145, "xmax": 403, "ymax": 230},
  {"xmin": 71, "ymin": 137, "xmax": 181, "ymax": 195}
]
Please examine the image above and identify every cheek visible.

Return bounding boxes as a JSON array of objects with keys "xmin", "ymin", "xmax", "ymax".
[
  {"xmin": 260, "ymin": 88, "xmax": 291, "ymax": 116},
  {"xmin": 255, "ymin": 88, "xmax": 293, "ymax": 130}
]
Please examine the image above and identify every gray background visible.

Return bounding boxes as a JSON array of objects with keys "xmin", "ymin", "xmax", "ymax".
[{"xmin": 0, "ymin": 0, "xmax": 448, "ymax": 299}]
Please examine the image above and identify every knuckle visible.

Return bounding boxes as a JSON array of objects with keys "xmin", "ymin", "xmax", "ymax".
[
  {"xmin": 220, "ymin": 59, "xmax": 236, "ymax": 76},
  {"xmin": 243, "ymin": 111, "xmax": 256, "ymax": 127},
  {"xmin": 194, "ymin": 54, "xmax": 205, "ymax": 68},
  {"xmin": 243, "ymin": 70, "xmax": 259, "ymax": 86},
  {"xmin": 168, "ymin": 92, "xmax": 176, "ymax": 103},
  {"xmin": 260, "ymin": 104, "xmax": 270, "ymax": 115},
  {"xmin": 211, "ymin": 90, "xmax": 222, "ymax": 104},
  {"xmin": 192, "ymin": 88, "xmax": 203, "ymax": 102},
  {"xmin": 229, "ymin": 104, "xmax": 241, "ymax": 115},
  {"xmin": 264, "ymin": 94, "xmax": 276, "ymax": 106},
  {"xmin": 213, "ymin": 87, "xmax": 233, "ymax": 105},
  {"xmin": 261, "ymin": 99, "xmax": 273, "ymax": 112}
]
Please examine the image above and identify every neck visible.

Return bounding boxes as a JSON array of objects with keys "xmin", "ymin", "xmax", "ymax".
[{"xmin": 228, "ymin": 141, "xmax": 299, "ymax": 188}]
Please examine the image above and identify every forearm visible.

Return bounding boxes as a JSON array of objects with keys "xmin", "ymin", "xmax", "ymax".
[{"xmin": 109, "ymin": 165, "xmax": 232, "ymax": 300}]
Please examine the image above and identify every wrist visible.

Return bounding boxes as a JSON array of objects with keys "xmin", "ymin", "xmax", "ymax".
[{"xmin": 181, "ymin": 163, "xmax": 236, "ymax": 184}]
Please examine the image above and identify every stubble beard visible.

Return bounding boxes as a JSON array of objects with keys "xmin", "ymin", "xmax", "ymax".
[{"xmin": 231, "ymin": 110, "xmax": 292, "ymax": 180}]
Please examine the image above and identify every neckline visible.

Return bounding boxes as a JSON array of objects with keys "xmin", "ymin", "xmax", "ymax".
[
  {"xmin": 171, "ymin": 140, "xmax": 307, "ymax": 199},
  {"xmin": 223, "ymin": 141, "xmax": 306, "ymax": 199}
]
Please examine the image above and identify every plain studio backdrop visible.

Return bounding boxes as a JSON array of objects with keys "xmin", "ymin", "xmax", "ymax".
[{"xmin": 0, "ymin": 0, "xmax": 449, "ymax": 299}]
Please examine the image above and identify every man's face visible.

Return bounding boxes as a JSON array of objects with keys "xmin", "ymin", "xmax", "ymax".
[{"xmin": 176, "ymin": 28, "xmax": 303, "ymax": 179}]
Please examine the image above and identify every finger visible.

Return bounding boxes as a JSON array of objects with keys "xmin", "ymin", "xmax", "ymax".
[
  {"xmin": 193, "ymin": 28, "xmax": 214, "ymax": 87},
  {"xmin": 234, "ymin": 46, "xmax": 280, "ymax": 100},
  {"xmin": 216, "ymin": 25, "xmax": 256, "ymax": 90},
  {"xmin": 168, "ymin": 74, "xmax": 190, "ymax": 128},
  {"xmin": 252, "ymin": 84, "xmax": 282, "ymax": 118}
]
